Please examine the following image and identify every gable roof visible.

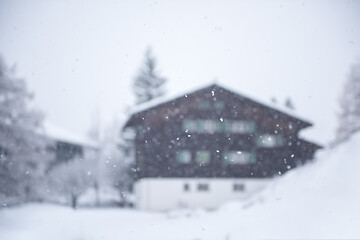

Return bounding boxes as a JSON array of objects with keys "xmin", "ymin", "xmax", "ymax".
[{"xmin": 124, "ymin": 83, "xmax": 313, "ymax": 129}]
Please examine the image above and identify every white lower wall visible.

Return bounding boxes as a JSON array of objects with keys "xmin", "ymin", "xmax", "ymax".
[{"xmin": 134, "ymin": 178, "xmax": 268, "ymax": 211}]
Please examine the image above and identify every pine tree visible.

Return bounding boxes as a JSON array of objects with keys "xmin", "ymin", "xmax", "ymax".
[
  {"xmin": 0, "ymin": 56, "xmax": 45, "ymax": 204},
  {"xmin": 133, "ymin": 48, "xmax": 167, "ymax": 105},
  {"xmin": 335, "ymin": 61, "xmax": 360, "ymax": 144}
]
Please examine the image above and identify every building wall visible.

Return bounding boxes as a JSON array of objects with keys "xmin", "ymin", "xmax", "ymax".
[
  {"xmin": 130, "ymin": 87, "xmax": 320, "ymax": 179},
  {"xmin": 134, "ymin": 178, "xmax": 268, "ymax": 211},
  {"xmin": 128, "ymin": 85, "xmax": 321, "ymax": 211}
]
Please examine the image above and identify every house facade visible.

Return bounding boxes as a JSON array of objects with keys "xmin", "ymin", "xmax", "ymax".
[
  {"xmin": 124, "ymin": 84, "xmax": 321, "ymax": 211},
  {"xmin": 43, "ymin": 122, "xmax": 99, "ymax": 169}
]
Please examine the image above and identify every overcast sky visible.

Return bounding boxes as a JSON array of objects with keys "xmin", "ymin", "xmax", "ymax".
[{"xmin": 0, "ymin": 0, "xmax": 359, "ymax": 145}]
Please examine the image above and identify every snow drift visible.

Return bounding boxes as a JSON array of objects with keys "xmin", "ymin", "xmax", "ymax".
[{"xmin": 217, "ymin": 132, "xmax": 360, "ymax": 239}]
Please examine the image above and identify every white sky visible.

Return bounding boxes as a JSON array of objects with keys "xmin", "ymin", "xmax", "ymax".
[{"xmin": 0, "ymin": 0, "xmax": 359, "ymax": 145}]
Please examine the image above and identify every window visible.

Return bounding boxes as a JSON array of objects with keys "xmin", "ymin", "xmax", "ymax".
[
  {"xmin": 182, "ymin": 119, "xmax": 198, "ymax": 132},
  {"xmin": 197, "ymin": 183, "xmax": 209, "ymax": 191},
  {"xmin": 198, "ymin": 100, "xmax": 224, "ymax": 110},
  {"xmin": 222, "ymin": 121, "xmax": 230, "ymax": 132},
  {"xmin": 195, "ymin": 150, "xmax": 211, "ymax": 165},
  {"xmin": 214, "ymin": 101, "xmax": 224, "ymax": 110},
  {"xmin": 228, "ymin": 120, "xmax": 255, "ymax": 133},
  {"xmin": 182, "ymin": 119, "xmax": 255, "ymax": 134},
  {"xmin": 183, "ymin": 183, "xmax": 190, "ymax": 192},
  {"xmin": 56, "ymin": 142, "xmax": 83, "ymax": 162},
  {"xmin": 257, "ymin": 134, "xmax": 284, "ymax": 148},
  {"xmin": 233, "ymin": 183, "xmax": 245, "ymax": 192},
  {"xmin": 223, "ymin": 151, "xmax": 256, "ymax": 164},
  {"xmin": 176, "ymin": 150, "xmax": 191, "ymax": 164},
  {"xmin": 203, "ymin": 120, "xmax": 216, "ymax": 133},
  {"xmin": 215, "ymin": 121, "xmax": 225, "ymax": 132},
  {"xmin": 198, "ymin": 100, "xmax": 211, "ymax": 109}
]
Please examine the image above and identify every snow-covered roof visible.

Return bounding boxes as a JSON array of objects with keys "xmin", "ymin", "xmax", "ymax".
[
  {"xmin": 128, "ymin": 82, "xmax": 312, "ymax": 125},
  {"xmin": 42, "ymin": 122, "xmax": 98, "ymax": 148},
  {"xmin": 129, "ymin": 82, "xmax": 215, "ymax": 115}
]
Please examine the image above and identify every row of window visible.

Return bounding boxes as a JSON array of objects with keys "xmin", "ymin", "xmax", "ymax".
[
  {"xmin": 182, "ymin": 119, "xmax": 285, "ymax": 147},
  {"xmin": 176, "ymin": 150, "xmax": 256, "ymax": 165},
  {"xmin": 183, "ymin": 183, "xmax": 245, "ymax": 192},
  {"xmin": 257, "ymin": 134, "xmax": 284, "ymax": 148},
  {"xmin": 182, "ymin": 119, "xmax": 284, "ymax": 148},
  {"xmin": 198, "ymin": 100, "xmax": 225, "ymax": 110},
  {"xmin": 223, "ymin": 151, "xmax": 257, "ymax": 164},
  {"xmin": 182, "ymin": 119, "xmax": 255, "ymax": 134}
]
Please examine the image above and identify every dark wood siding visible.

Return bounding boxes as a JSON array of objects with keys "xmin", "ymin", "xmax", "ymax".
[{"xmin": 127, "ymin": 85, "xmax": 321, "ymax": 179}]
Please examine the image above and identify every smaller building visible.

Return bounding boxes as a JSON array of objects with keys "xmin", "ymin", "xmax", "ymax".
[{"xmin": 43, "ymin": 122, "xmax": 98, "ymax": 168}]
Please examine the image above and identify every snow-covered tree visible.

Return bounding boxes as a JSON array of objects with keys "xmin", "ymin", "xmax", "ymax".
[
  {"xmin": 87, "ymin": 108, "xmax": 100, "ymax": 142},
  {"xmin": 0, "ymin": 56, "xmax": 46, "ymax": 204},
  {"xmin": 48, "ymin": 155, "xmax": 97, "ymax": 209},
  {"xmin": 335, "ymin": 61, "xmax": 360, "ymax": 144},
  {"xmin": 101, "ymin": 120, "xmax": 134, "ymax": 204},
  {"xmin": 133, "ymin": 47, "xmax": 167, "ymax": 105},
  {"xmin": 86, "ymin": 113, "xmax": 101, "ymax": 206}
]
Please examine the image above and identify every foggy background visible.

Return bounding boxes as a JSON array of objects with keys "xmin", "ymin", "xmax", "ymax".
[{"xmin": 0, "ymin": 0, "xmax": 360, "ymax": 145}]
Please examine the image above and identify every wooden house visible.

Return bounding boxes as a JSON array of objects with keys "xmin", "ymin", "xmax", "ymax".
[{"xmin": 124, "ymin": 84, "xmax": 322, "ymax": 210}]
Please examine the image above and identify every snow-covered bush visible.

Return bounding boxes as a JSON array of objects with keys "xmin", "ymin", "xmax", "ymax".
[
  {"xmin": 100, "ymin": 121, "xmax": 134, "ymax": 205},
  {"xmin": 47, "ymin": 155, "xmax": 97, "ymax": 209}
]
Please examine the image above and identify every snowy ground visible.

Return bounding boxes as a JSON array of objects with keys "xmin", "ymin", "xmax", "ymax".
[{"xmin": 1, "ymin": 134, "xmax": 360, "ymax": 240}]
